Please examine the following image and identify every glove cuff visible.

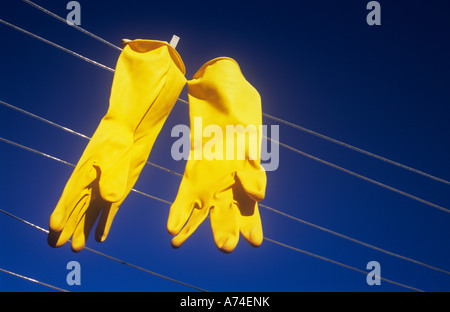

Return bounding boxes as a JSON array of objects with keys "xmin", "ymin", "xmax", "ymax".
[{"xmin": 121, "ymin": 38, "xmax": 186, "ymax": 75}]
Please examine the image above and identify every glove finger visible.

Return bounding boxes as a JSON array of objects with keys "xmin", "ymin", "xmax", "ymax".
[
  {"xmin": 97, "ymin": 145, "xmax": 132, "ymax": 203},
  {"xmin": 233, "ymin": 184, "xmax": 263, "ymax": 247},
  {"xmin": 48, "ymin": 191, "xmax": 91, "ymax": 248},
  {"xmin": 235, "ymin": 167, "xmax": 266, "ymax": 202},
  {"xmin": 71, "ymin": 196, "xmax": 107, "ymax": 252},
  {"xmin": 239, "ymin": 202, "xmax": 263, "ymax": 248},
  {"xmin": 167, "ymin": 186, "xmax": 200, "ymax": 236},
  {"xmin": 94, "ymin": 201, "xmax": 119, "ymax": 243},
  {"xmin": 80, "ymin": 142, "xmax": 132, "ymax": 245},
  {"xmin": 95, "ymin": 137, "xmax": 151, "ymax": 243},
  {"xmin": 49, "ymin": 162, "xmax": 97, "ymax": 232},
  {"xmin": 210, "ymin": 197, "xmax": 240, "ymax": 253},
  {"xmin": 171, "ymin": 207, "xmax": 209, "ymax": 249}
]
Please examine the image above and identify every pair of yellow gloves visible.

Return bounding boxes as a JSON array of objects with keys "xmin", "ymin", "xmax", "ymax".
[{"xmin": 48, "ymin": 39, "xmax": 266, "ymax": 254}]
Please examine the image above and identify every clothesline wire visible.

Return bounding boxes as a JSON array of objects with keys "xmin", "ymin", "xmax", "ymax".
[
  {"xmin": 1, "ymin": 135, "xmax": 449, "ymax": 277},
  {"xmin": 0, "ymin": 100, "xmax": 182, "ymax": 178},
  {"xmin": 263, "ymin": 238, "xmax": 423, "ymax": 292},
  {"xmin": 0, "ymin": 137, "xmax": 173, "ymax": 207},
  {"xmin": 22, "ymin": 0, "xmax": 122, "ymax": 52},
  {"xmin": 3, "ymin": 17, "xmax": 449, "ymax": 199},
  {"xmin": 0, "ymin": 207, "xmax": 208, "ymax": 292},
  {"xmin": 2, "ymin": 98, "xmax": 450, "ymax": 272},
  {"xmin": 0, "ymin": 267, "xmax": 69, "ymax": 292},
  {"xmin": 2, "ymin": 101, "xmax": 449, "ymax": 274},
  {"xmin": 16, "ymin": 0, "xmax": 450, "ymax": 187},
  {"xmin": 83, "ymin": 247, "xmax": 207, "ymax": 292},
  {"xmin": 262, "ymin": 113, "xmax": 450, "ymax": 185},
  {"xmin": 0, "ymin": 208, "xmax": 422, "ymax": 292},
  {"xmin": 267, "ymin": 137, "xmax": 449, "ymax": 214},
  {"xmin": 1, "ymin": 19, "xmax": 448, "ymax": 213},
  {"xmin": 0, "ymin": 19, "xmax": 114, "ymax": 73},
  {"xmin": 1, "ymin": 92, "xmax": 447, "ymax": 214},
  {"xmin": 0, "ymin": 7, "xmax": 446, "ymax": 291},
  {"xmin": 259, "ymin": 203, "xmax": 450, "ymax": 276}
]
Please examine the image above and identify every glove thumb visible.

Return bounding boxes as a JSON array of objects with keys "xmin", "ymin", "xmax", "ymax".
[
  {"xmin": 235, "ymin": 166, "xmax": 266, "ymax": 202},
  {"xmin": 96, "ymin": 146, "xmax": 132, "ymax": 203}
]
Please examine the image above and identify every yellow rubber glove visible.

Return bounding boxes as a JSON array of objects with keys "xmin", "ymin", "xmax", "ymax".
[
  {"xmin": 48, "ymin": 39, "xmax": 186, "ymax": 252},
  {"xmin": 167, "ymin": 57, "xmax": 266, "ymax": 253}
]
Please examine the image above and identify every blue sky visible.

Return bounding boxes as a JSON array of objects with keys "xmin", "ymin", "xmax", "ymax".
[{"xmin": 0, "ymin": 0, "xmax": 449, "ymax": 292}]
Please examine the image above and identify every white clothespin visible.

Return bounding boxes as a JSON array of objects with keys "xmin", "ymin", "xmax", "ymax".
[
  {"xmin": 169, "ymin": 35, "xmax": 180, "ymax": 49},
  {"xmin": 121, "ymin": 38, "xmax": 132, "ymax": 48}
]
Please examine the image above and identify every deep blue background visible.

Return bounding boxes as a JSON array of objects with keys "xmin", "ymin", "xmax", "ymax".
[{"xmin": 0, "ymin": 0, "xmax": 449, "ymax": 292}]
